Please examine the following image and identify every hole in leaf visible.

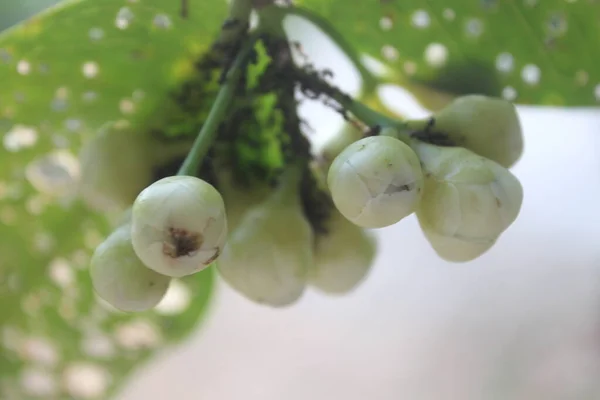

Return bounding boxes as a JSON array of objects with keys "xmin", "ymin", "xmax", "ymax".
[
  {"xmin": 547, "ymin": 13, "xmax": 568, "ymax": 36},
  {"xmin": 521, "ymin": 64, "xmax": 541, "ymax": 85},
  {"xmin": 3, "ymin": 125, "xmax": 38, "ymax": 152},
  {"xmin": 465, "ymin": 18, "xmax": 484, "ymax": 37},
  {"xmin": 82, "ymin": 91, "xmax": 98, "ymax": 103},
  {"xmin": 20, "ymin": 337, "xmax": 59, "ymax": 367},
  {"xmin": 81, "ymin": 334, "xmax": 115, "ymax": 359},
  {"xmin": 379, "ymin": 16, "xmax": 393, "ymax": 31},
  {"xmin": 51, "ymin": 98, "xmax": 69, "ymax": 112},
  {"xmin": 20, "ymin": 367, "xmax": 57, "ymax": 397},
  {"xmin": 17, "ymin": 60, "xmax": 31, "ymax": 75},
  {"xmin": 502, "ymin": 86, "xmax": 518, "ymax": 101},
  {"xmin": 153, "ymin": 14, "xmax": 172, "ymax": 30},
  {"xmin": 495, "ymin": 52, "xmax": 514, "ymax": 73},
  {"xmin": 424, "ymin": 43, "xmax": 448, "ymax": 68},
  {"xmin": 63, "ymin": 362, "xmax": 110, "ymax": 399},
  {"xmin": 361, "ymin": 55, "xmax": 389, "ymax": 76},
  {"xmin": 381, "ymin": 45, "xmax": 399, "ymax": 61},
  {"xmin": 119, "ymin": 98, "xmax": 136, "ymax": 114},
  {"xmin": 82, "ymin": 62, "xmax": 99, "ymax": 79},
  {"xmin": 115, "ymin": 7, "xmax": 135, "ymax": 30},
  {"xmin": 443, "ymin": 8, "xmax": 456, "ymax": 21},
  {"xmin": 88, "ymin": 27, "xmax": 105, "ymax": 41},
  {"xmin": 65, "ymin": 118, "xmax": 83, "ymax": 132},
  {"xmin": 411, "ymin": 10, "xmax": 431, "ymax": 28},
  {"xmin": 114, "ymin": 320, "xmax": 161, "ymax": 350},
  {"xmin": 48, "ymin": 258, "xmax": 74, "ymax": 288}
]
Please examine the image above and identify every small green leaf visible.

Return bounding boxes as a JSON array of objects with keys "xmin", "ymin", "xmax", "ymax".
[
  {"xmin": 295, "ymin": 0, "xmax": 600, "ymax": 106},
  {"xmin": 0, "ymin": 0, "xmax": 225, "ymax": 398}
]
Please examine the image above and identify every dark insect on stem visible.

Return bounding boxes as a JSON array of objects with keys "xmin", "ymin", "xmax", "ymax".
[
  {"xmin": 319, "ymin": 69, "xmax": 334, "ymax": 80},
  {"xmin": 301, "ymin": 87, "xmax": 320, "ymax": 100},
  {"xmin": 299, "ymin": 118, "xmax": 315, "ymax": 135},
  {"xmin": 322, "ymin": 97, "xmax": 350, "ymax": 121},
  {"xmin": 411, "ymin": 131, "xmax": 455, "ymax": 146},
  {"xmin": 365, "ymin": 124, "xmax": 382, "ymax": 137},
  {"xmin": 290, "ymin": 41, "xmax": 309, "ymax": 63}
]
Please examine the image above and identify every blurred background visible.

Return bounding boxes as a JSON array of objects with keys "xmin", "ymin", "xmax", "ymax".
[{"xmin": 4, "ymin": 2, "xmax": 600, "ymax": 400}]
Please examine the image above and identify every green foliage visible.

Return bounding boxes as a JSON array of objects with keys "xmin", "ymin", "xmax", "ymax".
[
  {"xmin": 295, "ymin": 0, "xmax": 600, "ymax": 106},
  {"xmin": 0, "ymin": 0, "xmax": 226, "ymax": 398}
]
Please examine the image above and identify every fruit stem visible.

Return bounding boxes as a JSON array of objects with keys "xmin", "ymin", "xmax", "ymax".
[{"xmin": 177, "ymin": 34, "xmax": 260, "ymax": 176}]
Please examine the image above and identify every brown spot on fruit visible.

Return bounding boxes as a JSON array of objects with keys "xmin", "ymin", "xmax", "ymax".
[{"xmin": 163, "ymin": 228, "xmax": 202, "ymax": 258}]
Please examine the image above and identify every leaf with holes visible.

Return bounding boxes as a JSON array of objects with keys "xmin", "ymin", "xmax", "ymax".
[
  {"xmin": 0, "ymin": 0, "xmax": 226, "ymax": 398},
  {"xmin": 294, "ymin": 0, "xmax": 600, "ymax": 107}
]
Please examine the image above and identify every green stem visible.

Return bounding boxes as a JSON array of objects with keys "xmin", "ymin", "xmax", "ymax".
[{"xmin": 177, "ymin": 34, "xmax": 259, "ymax": 176}]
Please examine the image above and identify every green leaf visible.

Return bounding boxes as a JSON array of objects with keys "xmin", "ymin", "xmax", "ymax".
[
  {"xmin": 294, "ymin": 0, "xmax": 600, "ymax": 107},
  {"xmin": 0, "ymin": 0, "xmax": 226, "ymax": 398}
]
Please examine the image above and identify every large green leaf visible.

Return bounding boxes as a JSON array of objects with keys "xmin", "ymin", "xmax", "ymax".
[
  {"xmin": 295, "ymin": 0, "xmax": 600, "ymax": 107},
  {"xmin": 0, "ymin": 0, "xmax": 226, "ymax": 398}
]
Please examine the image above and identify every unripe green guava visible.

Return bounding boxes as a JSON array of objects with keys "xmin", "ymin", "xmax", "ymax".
[
  {"xmin": 414, "ymin": 95, "xmax": 523, "ymax": 168},
  {"xmin": 79, "ymin": 123, "xmax": 191, "ymax": 212},
  {"xmin": 309, "ymin": 209, "xmax": 376, "ymax": 294},
  {"xmin": 90, "ymin": 225, "xmax": 171, "ymax": 312},
  {"xmin": 217, "ymin": 169, "xmax": 312, "ymax": 307}
]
